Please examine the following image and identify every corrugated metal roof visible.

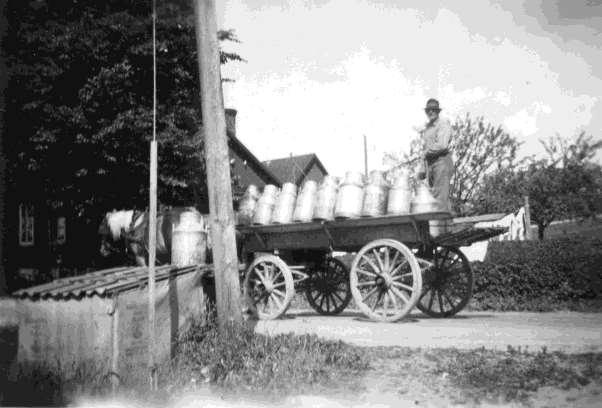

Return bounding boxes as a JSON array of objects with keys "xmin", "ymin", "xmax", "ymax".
[{"xmin": 12, "ymin": 264, "xmax": 213, "ymax": 300}]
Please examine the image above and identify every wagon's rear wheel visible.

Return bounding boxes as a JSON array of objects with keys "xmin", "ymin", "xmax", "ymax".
[
  {"xmin": 305, "ymin": 257, "xmax": 352, "ymax": 315},
  {"xmin": 243, "ymin": 254, "xmax": 294, "ymax": 320},
  {"xmin": 350, "ymin": 239, "xmax": 422, "ymax": 322},
  {"xmin": 417, "ymin": 246, "xmax": 473, "ymax": 318}
]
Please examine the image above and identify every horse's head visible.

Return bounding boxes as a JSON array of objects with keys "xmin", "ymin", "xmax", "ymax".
[{"xmin": 98, "ymin": 210, "xmax": 133, "ymax": 258}]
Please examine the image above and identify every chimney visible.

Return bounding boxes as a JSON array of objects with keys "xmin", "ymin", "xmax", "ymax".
[{"xmin": 225, "ymin": 108, "xmax": 237, "ymax": 138}]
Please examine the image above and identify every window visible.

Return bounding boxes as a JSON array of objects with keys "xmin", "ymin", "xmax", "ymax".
[
  {"xmin": 56, "ymin": 217, "xmax": 66, "ymax": 244},
  {"xmin": 19, "ymin": 203, "xmax": 35, "ymax": 246}
]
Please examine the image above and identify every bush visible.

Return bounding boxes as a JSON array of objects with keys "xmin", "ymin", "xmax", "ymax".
[{"xmin": 470, "ymin": 236, "xmax": 602, "ymax": 311}]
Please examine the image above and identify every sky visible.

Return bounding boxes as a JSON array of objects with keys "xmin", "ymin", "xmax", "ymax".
[{"xmin": 215, "ymin": 0, "xmax": 602, "ymax": 177}]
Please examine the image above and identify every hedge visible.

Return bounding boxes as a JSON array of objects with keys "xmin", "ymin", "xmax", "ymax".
[{"xmin": 469, "ymin": 236, "xmax": 602, "ymax": 311}]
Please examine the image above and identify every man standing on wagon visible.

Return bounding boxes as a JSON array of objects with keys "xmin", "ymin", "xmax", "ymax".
[{"xmin": 417, "ymin": 98, "xmax": 454, "ymax": 213}]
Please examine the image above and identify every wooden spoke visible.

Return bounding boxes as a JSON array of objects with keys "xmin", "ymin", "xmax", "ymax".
[
  {"xmin": 363, "ymin": 286, "xmax": 379, "ymax": 303},
  {"xmin": 371, "ymin": 248, "xmax": 386, "ymax": 273},
  {"xmin": 356, "ymin": 268, "xmax": 377, "ymax": 278},
  {"xmin": 389, "ymin": 259, "xmax": 408, "ymax": 276},
  {"xmin": 357, "ymin": 280, "xmax": 376, "ymax": 288},
  {"xmin": 392, "ymin": 271, "xmax": 413, "ymax": 281},
  {"xmin": 383, "ymin": 247, "xmax": 390, "ymax": 272},
  {"xmin": 371, "ymin": 291, "xmax": 383, "ymax": 312},
  {"xmin": 332, "ymin": 291, "xmax": 344, "ymax": 304},
  {"xmin": 387, "ymin": 289, "xmax": 399, "ymax": 309},
  {"xmin": 271, "ymin": 293, "xmax": 283, "ymax": 309},
  {"xmin": 361, "ymin": 254, "xmax": 382, "ymax": 275},
  {"xmin": 390, "ymin": 286, "xmax": 411, "ymax": 305},
  {"xmin": 272, "ymin": 288, "xmax": 286, "ymax": 299},
  {"xmin": 392, "ymin": 281, "xmax": 415, "ymax": 292},
  {"xmin": 388, "ymin": 250, "xmax": 400, "ymax": 273},
  {"xmin": 428, "ymin": 289, "xmax": 435, "ymax": 310}
]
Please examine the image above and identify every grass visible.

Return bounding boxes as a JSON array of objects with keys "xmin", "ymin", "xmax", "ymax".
[
  {"xmin": 435, "ymin": 346, "xmax": 601, "ymax": 404},
  {"xmin": 163, "ymin": 319, "xmax": 370, "ymax": 398},
  {"xmin": 2, "ymin": 318, "xmax": 601, "ymax": 406},
  {"xmin": 364, "ymin": 346, "xmax": 602, "ymax": 406}
]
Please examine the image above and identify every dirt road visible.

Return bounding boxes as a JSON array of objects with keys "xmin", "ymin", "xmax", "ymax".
[{"xmin": 255, "ymin": 309, "xmax": 602, "ymax": 353}]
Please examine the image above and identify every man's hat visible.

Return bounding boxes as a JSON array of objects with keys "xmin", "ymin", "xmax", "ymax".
[{"xmin": 424, "ymin": 98, "xmax": 441, "ymax": 111}]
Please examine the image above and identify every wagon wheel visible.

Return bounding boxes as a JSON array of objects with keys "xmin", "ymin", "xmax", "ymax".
[
  {"xmin": 350, "ymin": 239, "xmax": 422, "ymax": 322},
  {"xmin": 416, "ymin": 246, "xmax": 473, "ymax": 318},
  {"xmin": 305, "ymin": 258, "xmax": 352, "ymax": 315},
  {"xmin": 243, "ymin": 254, "xmax": 295, "ymax": 320}
]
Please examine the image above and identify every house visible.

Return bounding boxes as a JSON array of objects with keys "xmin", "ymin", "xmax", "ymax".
[
  {"xmin": 3, "ymin": 109, "xmax": 281, "ymax": 291},
  {"xmin": 262, "ymin": 153, "xmax": 329, "ymax": 186}
]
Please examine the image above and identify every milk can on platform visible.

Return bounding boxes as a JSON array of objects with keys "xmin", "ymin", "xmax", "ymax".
[
  {"xmin": 313, "ymin": 176, "xmax": 339, "ymax": 221},
  {"xmin": 411, "ymin": 180, "xmax": 440, "ymax": 214},
  {"xmin": 387, "ymin": 169, "xmax": 413, "ymax": 215},
  {"xmin": 237, "ymin": 185, "xmax": 260, "ymax": 226},
  {"xmin": 293, "ymin": 180, "xmax": 318, "ymax": 222},
  {"xmin": 253, "ymin": 184, "xmax": 279, "ymax": 225},
  {"xmin": 171, "ymin": 210, "xmax": 207, "ymax": 267},
  {"xmin": 272, "ymin": 182, "xmax": 298, "ymax": 224},
  {"xmin": 334, "ymin": 171, "xmax": 365, "ymax": 219},
  {"xmin": 361, "ymin": 170, "xmax": 389, "ymax": 217}
]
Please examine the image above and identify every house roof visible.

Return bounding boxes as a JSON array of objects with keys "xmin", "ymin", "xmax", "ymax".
[
  {"xmin": 227, "ymin": 132, "xmax": 281, "ymax": 188},
  {"xmin": 262, "ymin": 153, "xmax": 328, "ymax": 185}
]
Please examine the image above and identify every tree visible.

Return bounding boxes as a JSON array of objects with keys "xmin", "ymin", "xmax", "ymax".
[
  {"xmin": 385, "ymin": 114, "xmax": 520, "ymax": 215},
  {"xmin": 473, "ymin": 134, "xmax": 602, "ymax": 239},
  {"xmin": 5, "ymin": 0, "xmax": 242, "ymax": 223}
]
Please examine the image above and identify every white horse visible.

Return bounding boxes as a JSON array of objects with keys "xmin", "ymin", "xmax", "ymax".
[{"xmin": 99, "ymin": 208, "xmax": 197, "ymax": 266}]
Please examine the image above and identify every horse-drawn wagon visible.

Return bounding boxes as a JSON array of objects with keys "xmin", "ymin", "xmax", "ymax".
[{"xmin": 238, "ymin": 211, "xmax": 505, "ymax": 322}]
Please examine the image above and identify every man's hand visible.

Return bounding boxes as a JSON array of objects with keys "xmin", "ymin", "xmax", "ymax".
[
  {"xmin": 416, "ymin": 160, "xmax": 426, "ymax": 180},
  {"xmin": 412, "ymin": 125, "xmax": 425, "ymax": 134}
]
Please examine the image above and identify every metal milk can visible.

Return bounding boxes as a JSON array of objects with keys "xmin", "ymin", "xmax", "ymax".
[
  {"xmin": 334, "ymin": 171, "xmax": 365, "ymax": 219},
  {"xmin": 387, "ymin": 170, "xmax": 413, "ymax": 215},
  {"xmin": 410, "ymin": 180, "xmax": 439, "ymax": 213},
  {"xmin": 272, "ymin": 182, "xmax": 297, "ymax": 224},
  {"xmin": 293, "ymin": 180, "xmax": 318, "ymax": 223},
  {"xmin": 171, "ymin": 209, "xmax": 207, "ymax": 267},
  {"xmin": 313, "ymin": 176, "xmax": 339, "ymax": 221},
  {"xmin": 253, "ymin": 184, "xmax": 279, "ymax": 225},
  {"xmin": 361, "ymin": 170, "xmax": 389, "ymax": 217},
  {"xmin": 237, "ymin": 184, "xmax": 260, "ymax": 226}
]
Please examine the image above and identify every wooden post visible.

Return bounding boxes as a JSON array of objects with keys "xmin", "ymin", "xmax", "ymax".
[
  {"xmin": 147, "ymin": 0, "xmax": 158, "ymax": 391},
  {"xmin": 0, "ymin": 0, "xmax": 7, "ymax": 296},
  {"xmin": 363, "ymin": 134, "xmax": 368, "ymax": 177},
  {"xmin": 524, "ymin": 195, "xmax": 532, "ymax": 240},
  {"xmin": 193, "ymin": 0, "xmax": 243, "ymax": 329}
]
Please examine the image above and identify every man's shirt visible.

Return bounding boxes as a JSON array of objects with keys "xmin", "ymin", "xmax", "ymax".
[{"xmin": 421, "ymin": 117, "xmax": 452, "ymax": 154}]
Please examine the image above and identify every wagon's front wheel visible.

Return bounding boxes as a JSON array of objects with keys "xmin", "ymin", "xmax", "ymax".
[
  {"xmin": 305, "ymin": 257, "xmax": 352, "ymax": 315},
  {"xmin": 243, "ymin": 254, "xmax": 295, "ymax": 320},
  {"xmin": 416, "ymin": 246, "xmax": 473, "ymax": 318},
  {"xmin": 350, "ymin": 239, "xmax": 422, "ymax": 322}
]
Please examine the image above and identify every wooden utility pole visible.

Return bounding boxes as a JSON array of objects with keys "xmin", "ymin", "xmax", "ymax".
[
  {"xmin": 0, "ymin": 0, "xmax": 7, "ymax": 296},
  {"xmin": 524, "ymin": 195, "xmax": 532, "ymax": 240},
  {"xmin": 193, "ymin": 0, "xmax": 242, "ymax": 328},
  {"xmin": 147, "ymin": 0, "xmax": 158, "ymax": 391},
  {"xmin": 363, "ymin": 134, "xmax": 368, "ymax": 177}
]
